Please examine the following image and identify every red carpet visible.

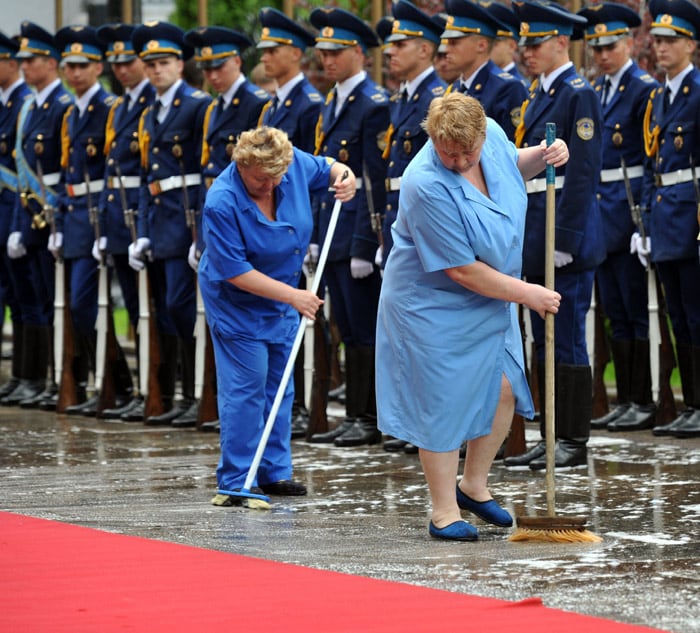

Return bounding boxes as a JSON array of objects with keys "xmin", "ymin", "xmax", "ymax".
[{"xmin": 1, "ymin": 512, "xmax": 661, "ymax": 632}]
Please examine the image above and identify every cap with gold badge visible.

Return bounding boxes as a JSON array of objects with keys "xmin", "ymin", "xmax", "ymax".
[
  {"xmin": 257, "ymin": 7, "xmax": 316, "ymax": 50},
  {"xmin": 512, "ymin": 0, "xmax": 587, "ymax": 46},
  {"xmin": 55, "ymin": 25, "xmax": 104, "ymax": 64},
  {"xmin": 310, "ymin": 7, "xmax": 380, "ymax": 53},
  {"xmin": 576, "ymin": 3, "xmax": 641, "ymax": 47},
  {"xmin": 184, "ymin": 26, "xmax": 253, "ymax": 69},
  {"xmin": 648, "ymin": 0, "xmax": 700, "ymax": 40},
  {"xmin": 388, "ymin": 0, "xmax": 443, "ymax": 46},
  {"xmin": 97, "ymin": 23, "xmax": 138, "ymax": 64},
  {"xmin": 15, "ymin": 21, "xmax": 60, "ymax": 60},
  {"xmin": 132, "ymin": 21, "xmax": 193, "ymax": 62}
]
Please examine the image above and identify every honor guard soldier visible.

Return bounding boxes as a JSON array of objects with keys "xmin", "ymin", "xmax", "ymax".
[
  {"xmin": 504, "ymin": 0, "xmax": 605, "ymax": 469},
  {"xmin": 53, "ymin": 25, "xmax": 128, "ymax": 416},
  {"xmin": 256, "ymin": 7, "xmax": 323, "ymax": 153},
  {"xmin": 485, "ymin": 1, "xmax": 528, "ymax": 87},
  {"xmin": 441, "ymin": 0, "xmax": 527, "ymax": 141},
  {"xmin": 380, "ymin": 0, "xmax": 446, "ymax": 454},
  {"xmin": 96, "ymin": 23, "xmax": 156, "ymax": 421},
  {"xmin": 0, "ymin": 32, "xmax": 32, "ymax": 403},
  {"xmin": 432, "ymin": 14, "xmax": 461, "ymax": 86},
  {"xmin": 256, "ymin": 8, "xmax": 324, "ymax": 440},
  {"xmin": 7, "ymin": 22, "xmax": 73, "ymax": 409},
  {"xmin": 306, "ymin": 7, "xmax": 389, "ymax": 447},
  {"xmin": 130, "ymin": 21, "xmax": 212, "ymax": 427},
  {"xmin": 577, "ymin": 3, "xmax": 660, "ymax": 433},
  {"xmin": 643, "ymin": 0, "xmax": 700, "ymax": 439}
]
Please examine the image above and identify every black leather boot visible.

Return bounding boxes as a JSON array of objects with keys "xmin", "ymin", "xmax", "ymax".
[
  {"xmin": 670, "ymin": 346, "xmax": 700, "ymax": 438},
  {"xmin": 334, "ymin": 418, "xmax": 382, "ymax": 446},
  {"xmin": 308, "ymin": 418, "xmax": 356, "ymax": 443},
  {"xmin": 170, "ymin": 338, "xmax": 198, "ymax": 428},
  {"xmin": 591, "ymin": 339, "xmax": 631, "ymax": 429},
  {"xmin": 145, "ymin": 333, "xmax": 178, "ymax": 425},
  {"xmin": 23, "ymin": 325, "xmax": 55, "ymax": 409},
  {"xmin": 0, "ymin": 322, "xmax": 23, "ymax": 399},
  {"xmin": 100, "ymin": 395, "xmax": 144, "ymax": 420},
  {"xmin": 608, "ymin": 339, "xmax": 656, "ymax": 431},
  {"xmin": 504, "ymin": 363, "xmax": 546, "ymax": 467},
  {"xmin": 530, "ymin": 364, "xmax": 591, "ymax": 470},
  {"xmin": 654, "ymin": 344, "xmax": 692, "ymax": 436}
]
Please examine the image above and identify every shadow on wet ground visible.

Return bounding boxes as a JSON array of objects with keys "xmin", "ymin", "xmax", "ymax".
[{"xmin": 1, "ymin": 405, "xmax": 698, "ymax": 633}]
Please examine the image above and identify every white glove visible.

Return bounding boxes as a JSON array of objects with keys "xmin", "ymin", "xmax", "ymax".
[
  {"xmin": 7, "ymin": 232, "xmax": 26, "ymax": 259},
  {"xmin": 188, "ymin": 242, "xmax": 199, "ymax": 272},
  {"xmin": 48, "ymin": 231, "xmax": 63, "ymax": 258},
  {"xmin": 630, "ymin": 232, "xmax": 651, "ymax": 268},
  {"xmin": 128, "ymin": 237, "xmax": 151, "ymax": 271},
  {"xmin": 92, "ymin": 236, "xmax": 107, "ymax": 262},
  {"xmin": 350, "ymin": 257, "xmax": 374, "ymax": 279},
  {"xmin": 553, "ymin": 250, "xmax": 573, "ymax": 268},
  {"xmin": 374, "ymin": 245, "xmax": 384, "ymax": 267},
  {"xmin": 302, "ymin": 243, "xmax": 319, "ymax": 276}
]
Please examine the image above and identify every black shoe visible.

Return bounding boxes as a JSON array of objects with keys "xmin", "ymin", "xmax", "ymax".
[
  {"xmin": 503, "ymin": 441, "xmax": 545, "ymax": 467},
  {"xmin": 404, "ymin": 442, "xmax": 419, "ymax": 454},
  {"xmin": 606, "ymin": 403, "xmax": 656, "ymax": 432},
  {"xmin": 670, "ymin": 409, "xmax": 700, "ymax": 438},
  {"xmin": 171, "ymin": 400, "xmax": 199, "ymax": 428},
  {"xmin": 65, "ymin": 395, "xmax": 99, "ymax": 417},
  {"xmin": 99, "ymin": 396, "xmax": 144, "ymax": 420},
  {"xmin": 333, "ymin": 419, "xmax": 382, "ymax": 447},
  {"xmin": 383, "ymin": 437, "xmax": 408, "ymax": 452},
  {"xmin": 22, "ymin": 382, "xmax": 58, "ymax": 409},
  {"xmin": 145, "ymin": 399, "xmax": 194, "ymax": 426},
  {"xmin": 529, "ymin": 440, "xmax": 587, "ymax": 470},
  {"xmin": 1, "ymin": 379, "xmax": 45, "ymax": 406},
  {"xmin": 591, "ymin": 404, "xmax": 630, "ymax": 429},
  {"xmin": 290, "ymin": 409, "xmax": 309, "ymax": 439},
  {"xmin": 328, "ymin": 383, "xmax": 346, "ymax": 403},
  {"xmin": 121, "ymin": 399, "xmax": 146, "ymax": 422},
  {"xmin": 459, "ymin": 441, "xmax": 467, "ymax": 458},
  {"xmin": 259, "ymin": 479, "xmax": 307, "ymax": 496},
  {"xmin": 0, "ymin": 377, "xmax": 20, "ymax": 399},
  {"xmin": 308, "ymin": 418, "xmax": 355, "ymax": 443},
  {"xmin": 199, "ymin": 419, "xmax": 220, "ymax": 433},
  {"xmin": 652, "ymin": 409, "xmax": 694, "ymax": 436}
]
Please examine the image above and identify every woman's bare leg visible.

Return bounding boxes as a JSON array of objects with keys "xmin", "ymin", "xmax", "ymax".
[{"xmin": 419, "ymin": 448, "xmax": 461, "ymax": 528}]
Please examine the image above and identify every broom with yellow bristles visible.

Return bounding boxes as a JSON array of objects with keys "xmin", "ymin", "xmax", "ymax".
[{"xmin": 509, "ymin": 123, "xmax": 601, "ymax": 544}]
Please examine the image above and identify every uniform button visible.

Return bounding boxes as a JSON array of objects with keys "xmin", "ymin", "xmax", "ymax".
[
  {"xmin": 153, "ymin": 147, "xmax": 159, "ymax": 154},
  {"xmin": 68, "ymin": 204, "xmax": 74, "ymax": 212},
  {"xmin": 108, "ymin": 158, "xmax": 114, "ymax": 166},
  {"xmin": 658, "ymin": 157, "xmax": 663, "ymax": 164},
  {"xmin": 155, "ymin": 198, "xmax": 161, "ymax": 205},
  {"xmin": 69, "ymin": 166, "xmax": 75, "ymax": 173},
  {"xmin": 108, "ymin": 194, "xmax": 114, "ymax": 202},
  {"xmin": 389, "ymin": 161, "xmax": 394, "ymax": 167},
  {"xmin": 294, "ymin": 248, "xmax": 300, "ymax": 254},
  {"xmin": 386, "ymin": 204, "xmax": 392, "ymax": 211},
  {"xmin": 656, "ymin": 194, "xmax": 661, "ymax": 202},
  {"xmin": 596, "ymin": 193, "xmax": 601, "ymax": 200},
  {"xmin": 321, "ymin": 202, "xmax": 326, "ymax": 209},
  {"xmin": 153, "ymin": 164, "xmax": 159, "ymax": 171},
  {"xmin": 288, "ymin": 228, "xmax": 293, "ymax": 234},
  {"xmin": 293, "ymin": 271, "xmax": 299, "ymax": 277}
]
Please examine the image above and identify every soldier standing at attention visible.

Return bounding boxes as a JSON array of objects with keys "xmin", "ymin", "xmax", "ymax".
[
  {"xmin": 504, "ymin": 0, "xmax": 605, "ymax": 470},
  {"xmin": 0, "ymin": 32, "xmax": 31, "ymax": 403},
  {"xmin": 441, "ymin": 0, "xmax": 527, "ymax": 142},
  {"xmin": 129, "ymin": 22, "xmax": 211, "ymax": 427},
  {"xmin": 7, "ymin": 23, "xmax": 73, "ymax": 410},
  {"xmin": 485, "ymin": 1, "xmax": 529, "ymax": 87},
  {"xmin": 577, "ymin": 3, "xmax": 660, "ymax": 434},
  {"xmin": 643, "ymin": 0, "xmax": 700, "ymax": 439},
  {"xmin": 96, "ymin": 23, "xmax": 156, "ymax": 422},
  {"xmin": 256, "ymin": 8, "xmax": 324, "ymax": 440},
  {"xmin": 306, "ymin": 7, "xmax": 389, "ymax": 448},
  {"xmin": 52, "ymin": 25, "xmax": 124, "ymax": 416}
]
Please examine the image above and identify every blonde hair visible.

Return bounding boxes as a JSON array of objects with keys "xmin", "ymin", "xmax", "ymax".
[
  {"xmin": 422, "ymin": 92, "xmax": 487, "ymax": 150},
  {"xmin": 232, "ymin": 126, "xmax": 294, "ymax": 178}
]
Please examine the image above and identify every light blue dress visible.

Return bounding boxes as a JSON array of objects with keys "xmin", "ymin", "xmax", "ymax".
[{"xmin": 376, "ymin": 119, "xmax": 534, "ymax": 452}]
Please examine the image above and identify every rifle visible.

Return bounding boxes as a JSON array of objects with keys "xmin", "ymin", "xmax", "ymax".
[
  {"xmin": 179, "ymin": 160, "xmax": 218, "ymax": 425},
  {"xmin": 621, "ymin": 157, "xmax": 676, "ymax": 423},
  {"xmin": 592, "ymin": 283, "xmax": 610, "ymax": 419},
  {"xmin": 362, "ymin": 161, "xmax": 383, "ymax": 250},
  {"xmin": 85, "ymin": 168, "xmax": 117, "ymax": 412},
  {"xmin": 36, "ymin": 159, "xmax": 77, "ymax": 412},
  {"xmin": 115, "ymin": 160, "xmax": 163, "ymax": 418}
]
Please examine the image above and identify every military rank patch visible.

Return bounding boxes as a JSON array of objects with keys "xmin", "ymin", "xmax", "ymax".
[
  {"xmin": 510, "ymin": 107, "xmax": 521, "ymax": 128},
  {"xmin": 432, "ymin": 86, "xmax": 445, "ymax": 96},
  {"xmin": 576, "ymin": 117, "xmax": 595, "ymax": 141}
]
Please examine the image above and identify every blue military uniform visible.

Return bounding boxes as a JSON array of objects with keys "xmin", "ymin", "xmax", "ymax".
[
  {"xmin": 508, "ymin": 0, "xmax": 604, "ymax": 469},
  {"xmin": 94, "ymin": 23, "xmax": 157, "ymax": 420},
  {"xmin": 307, "ymin": 7, "xmax": 389, "ymax": 447},
  {"xmin": 577, "ymin": 3, "xmax": 660, "ymax": 432},
  {"xmin": 256, "ymin": 8, "xmax": 323, "ymax": 154},
  {"xmin": 184, "ymin": 26, "xmax": 268, "ymax": 198},
  {"xmin": 0, "ymin": 32, "xmax": 33, "ymax": 402},
  {"xmin": 381, "ymin": 0, "xmax": 446, "ymax": 263},
  {"xmin": 9, "ymin": 23, "xmax": 74, "ymax": 408},
  {"xmin": 132, "ymin": 21, "xmax": 212, "ymax": 425},
  {"xmin": 485, "ymin": 0, "xmax": 529, "ymax": 87},
  {"xmin": 642, "ymin": 0, "xmax": 700, "ymax": 438},
  {"xmin": 442, "ymin": 0, "xmax": 527, "ymax": 141}
]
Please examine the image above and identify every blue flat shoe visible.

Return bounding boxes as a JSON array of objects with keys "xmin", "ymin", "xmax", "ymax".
[
  {"xmin": 428, "ymin": 520, "xmax": 478, "ymax": 541},
  {"xmin": 456, "ymin": 486, "xmax": 513, "ymax": 527}
]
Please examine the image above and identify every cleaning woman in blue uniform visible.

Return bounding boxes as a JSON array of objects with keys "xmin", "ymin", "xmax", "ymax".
[{"xmin": 200, "ymin": 126, "xmax": 356, "ymax": 505}]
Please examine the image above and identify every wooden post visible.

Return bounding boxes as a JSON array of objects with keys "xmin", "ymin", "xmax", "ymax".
[
  {"xmin": 121, "ymin": 0, "xmax": 132, "ymax": 24},
  {"xmin": 55, "ymin": 0, "xmax": 62, "ymax": 29},
  {"xmin": 198, "ymin": 0, "xmax": 207, "ymax": 27},
  {"xmin": 370, "ymin": 0, "xmax": 383, "ymax": 85}
]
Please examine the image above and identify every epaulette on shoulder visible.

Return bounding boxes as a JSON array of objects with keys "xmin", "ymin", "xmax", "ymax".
[
  {"xmin": 639, "ymin": 73, "xmax": 656, "ymax": 84},
  {"xmin": 307, "ymin": 91, "xmax": 322, "ymax": 102},
  {"xmin": 431, "ymin": 85, "xmax": 445, "ymax": 96},
  {"xmin": 253, "ymin": 87, "xmax": 269, "ymax": 99},
  {"xmin": 497, "ymin": 71, "xmax": 515, "ymax": 81},
  {"xmin": 370, "ymin": 89, "xmax": 388, "ymax": 104},
  {"xmin": 191, "ymin": 90, "xmax": 209, "ymax": 99},
  {"xmin": 59, "ymin": 93, "xmax": 72, "ymax": 104},
  {"xmin": 104, "ymin": 94, "xmax": 116, "ymax": 106},
  {"xmin": 390, "ymin": 92, "xmax": 401, "ymax": 103},
  {"xmin": 568, "ymin": 77, "xmax": 587, "ymax": 89}
]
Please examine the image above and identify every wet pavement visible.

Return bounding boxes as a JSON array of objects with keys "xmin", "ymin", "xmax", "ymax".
[{"xmin": 1, "ymin": 400, "xmax": 698, "ymax": 633}]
